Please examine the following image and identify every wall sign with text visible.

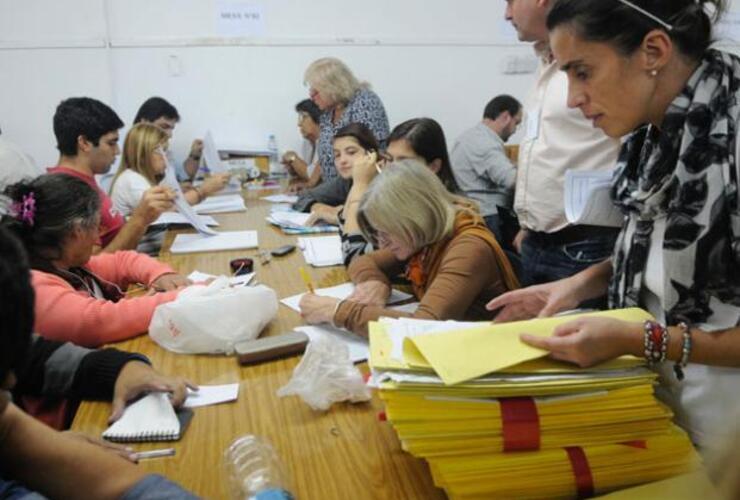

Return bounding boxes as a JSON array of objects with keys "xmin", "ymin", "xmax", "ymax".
[{"xmin": 215, "ymin": 1, "xmax": 266, "ymax": 37}]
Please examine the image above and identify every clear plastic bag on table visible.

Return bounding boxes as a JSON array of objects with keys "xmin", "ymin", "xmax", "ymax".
[
  {"xmin": 149, "ymin": 277, "xmax": 278, "ymax": 354},
  {"xmin": 276, "ymin": 334, "xmax": 371, "ymax": 411}
]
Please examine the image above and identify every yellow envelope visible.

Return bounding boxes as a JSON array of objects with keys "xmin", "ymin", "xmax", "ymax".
[{"xmin": 406, "ymin": 308, "xmax": 653, "ymax": 385}]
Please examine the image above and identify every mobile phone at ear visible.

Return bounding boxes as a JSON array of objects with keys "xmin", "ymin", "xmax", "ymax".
[
  {"xmin": 271, "ymin": 244, "xmax": 296, "ymax": 257},
  {"xmin": 234, "ymin": 331, "xmax": 309, "ymax": 365}
]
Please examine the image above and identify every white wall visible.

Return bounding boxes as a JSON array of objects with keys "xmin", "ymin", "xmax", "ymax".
[{"xmin": 0, "ymin": 0, "xmax": 538, "ymax": 167}]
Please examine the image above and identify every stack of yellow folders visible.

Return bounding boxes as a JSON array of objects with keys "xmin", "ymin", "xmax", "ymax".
[{"xmin": 368, "ymin": 308, "xmax": 702, "ymax": 499}]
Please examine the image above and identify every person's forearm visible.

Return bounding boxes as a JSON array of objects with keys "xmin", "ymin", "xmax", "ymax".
[
  {"xmin": 307, "ymin": 164, "xmax": 321, "ymax": 187},
  {"xmin": 342, "ymin": 182, "xmax": 369, "ymax": 234},
  {"xmin": 183, "ymin": 157, "xmax": 199, "ymax": 180},
  {"xmin": 71, "ymin": 349, "xmax": 150, "ymax": 400},
  {"xmin": 0, "ymin": 404, "xmax": 147, "ymax": 499},
  {"xmin": 617, "ymin": 322, "xmax": 740, "ymax": 368},
  {"xmin": 100, "ymin": 216, "xmax": 148, "ymax": 253},
  {"xmin": 183, "ymin": 187, "xmax": 204, "ymax": 205},
  {"xmin": 291, "ymin": 158, "xmax": 310, "ymax": 180},
  {"xmin": 569, "ymin": 259, "xmax": 613, "ymax": 304},
  {"xmin": 348, "ymin": 251, "xmax": 399, "ymax": 285}
]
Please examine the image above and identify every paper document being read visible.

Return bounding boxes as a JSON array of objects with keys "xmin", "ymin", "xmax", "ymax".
[
  {"xmin": 564, "ymin": 169, "xmax": 623, "ymax": 227},
  {"xmin": 160, "ymin": 163, "xmax": 217, "ymax": 236},
  {"xmin": 202, "ymin": 130, "xmax": 228, "ymax": 174}
]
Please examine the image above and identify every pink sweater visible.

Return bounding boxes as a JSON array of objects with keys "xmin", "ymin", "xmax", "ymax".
[{"xmin": 32, "ymin": 251, "xmax": 180, "ymax": 347}]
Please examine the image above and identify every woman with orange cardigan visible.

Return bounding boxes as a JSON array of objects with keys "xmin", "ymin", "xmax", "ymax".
[
  {"xmin": 299, "ymin": 160, "xmax": 519, "ymax": 337},
  {"xmin": 1, "ymin": 174, "xmax": 190, "ymax": 347}
]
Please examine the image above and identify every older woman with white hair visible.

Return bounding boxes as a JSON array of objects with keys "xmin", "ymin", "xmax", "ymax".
[
  {"xmin": 294, "ymin": 57, "xmax": 390, "ymax": 211},
  {"xmin": 299, "ymin": 160, "xmax": 519, "ymax": 337}
]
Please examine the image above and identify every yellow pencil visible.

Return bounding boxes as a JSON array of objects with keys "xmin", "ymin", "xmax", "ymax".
[{"xmin": 299, "ymin": 267, "xmax": 315, "ymax": 294}]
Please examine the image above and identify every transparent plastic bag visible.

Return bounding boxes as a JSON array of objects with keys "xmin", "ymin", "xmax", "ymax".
[{"xmin": 276, "ymin": 335, "xmax": 371, "ymax": 411}]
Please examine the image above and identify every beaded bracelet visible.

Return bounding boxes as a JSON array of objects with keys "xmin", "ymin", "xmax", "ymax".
[
  {"xmin": 673, "ymin": 322, "xmax": 692, "ymax": 381},
  {"xmin": 643, "ymin": 320, "xmax": 669, "ymax": 367}
]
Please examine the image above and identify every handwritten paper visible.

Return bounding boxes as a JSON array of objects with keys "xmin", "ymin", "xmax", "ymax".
[
  {"xmin": 281, "ymin": 282, "xmax": 413, "ymax": 312},
  {"xmin": 184, "ymin": 383, "xmax": 240, "ymax": 408}
]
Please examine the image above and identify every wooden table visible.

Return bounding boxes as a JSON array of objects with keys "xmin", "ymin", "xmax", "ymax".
[{"xmin": 71, "ymin": 189, "xmax": 445, "ymax": 500}]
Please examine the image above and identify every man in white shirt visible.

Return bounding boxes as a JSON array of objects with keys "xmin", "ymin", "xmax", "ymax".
[
  {"xmin": 451, "ymin": 95, "xmax": 521, "ymax": 250},
  {"xmin": 504, "ymin": 0, "xmax": 622, "ymax": 287},
  {"xmin": 0, "ymin": 134, "xmax": 43, "ymax": 189}
]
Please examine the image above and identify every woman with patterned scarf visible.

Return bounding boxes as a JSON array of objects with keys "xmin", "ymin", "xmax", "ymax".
[
  {"xmin": 486, "ymin": 0, "xmax": 738, "ymax": 449},
  {"xmin": 299, "ymin": 160, "xmax": 520, "ymax": 337}
]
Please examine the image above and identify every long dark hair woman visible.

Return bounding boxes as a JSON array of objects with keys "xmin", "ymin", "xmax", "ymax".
[
  {"xmin": 487, "ymin": 0, "xmax": 737, "ymax": 451},
  {"xmin": 386, "ymin": 118, "xmax": 461, "ymax": 193},
  {"xmin": 1, "ymin": 174, "xmax": 191, "ymax": 347}
]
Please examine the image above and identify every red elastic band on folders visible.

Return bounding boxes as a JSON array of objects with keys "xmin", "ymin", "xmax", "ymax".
[
  {"xmin": 621, "ymin": 440, "xmax": 647, "ymax": 449},
  {"xmin": 500, "ymin": 397, "xmax": 541, "ymax": 451},
  {"xmin": 565, "ymin": 446, "xmax": 595, "ymax": 499}
]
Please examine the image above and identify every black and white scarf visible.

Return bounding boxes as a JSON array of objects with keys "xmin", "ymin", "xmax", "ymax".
[{"xmin": 609, "ymin": 49, "xmax": 740, "ymax": 327}]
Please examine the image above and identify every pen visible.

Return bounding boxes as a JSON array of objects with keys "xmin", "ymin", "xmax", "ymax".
[
  {"xmin": 299, "ymin": 267, "xmax": 315, "ymax": 294},
  {"xmin": 134, "ymin": 448, "xmax": 176, "ymax": 460}
]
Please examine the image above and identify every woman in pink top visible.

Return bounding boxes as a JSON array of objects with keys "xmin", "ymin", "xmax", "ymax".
[{"xmin": 1, "ymin": 174, "xmax": 190, "ymax": 347}]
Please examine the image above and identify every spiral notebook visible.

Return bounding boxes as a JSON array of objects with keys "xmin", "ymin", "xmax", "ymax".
[{"xmin": 102, "ymin": 393, "xmax": 193, "ymax": 442}]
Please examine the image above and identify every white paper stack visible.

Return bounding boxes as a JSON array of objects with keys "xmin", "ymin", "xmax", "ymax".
[
  {"xmin": 266, "ymin": 209, "xmax": 338, "ymax": 234},
  {"xmin": 298, "ymin": 235, "xmax": 344, "ymax": 267},
  {"xmin": 170, "ymin": 231, "xmax": 258, "ymax": 254},
  {"xmin": 193, "ymin": 194, "xmax": 247, "ymax": 214},
  {"xmin": 261, "ymin": 194, "xmax": 299, "ymax": 204},
  {"xmin": 151, "ymin": 212, "xmax": 219, "ymax": 227}
]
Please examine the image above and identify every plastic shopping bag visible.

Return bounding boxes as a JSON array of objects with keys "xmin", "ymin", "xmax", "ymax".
[
  {"xmin": 276, "ymin": 334, "xmax": 371, "ymax": 411},
  {"xmin": 149, "ymin": 277, "xmax": 278, "ymax": 354}
]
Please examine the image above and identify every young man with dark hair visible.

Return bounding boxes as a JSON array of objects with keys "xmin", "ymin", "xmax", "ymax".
[
  {"xmin": 0, "ymin": 227, "xmax": 197, "ymax": 499},
  {"xmin": 450, "ymin": 94, "xmax": 522, "ymax": 250},
  {"xmin": 48, "ymin": 97, "xmax": 174, "ymax": 252},
  {"xmin": 133, "ymin": 97, "xmax": 203, "ymax": 183}
]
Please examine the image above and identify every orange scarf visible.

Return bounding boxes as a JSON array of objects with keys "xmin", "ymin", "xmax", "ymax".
[{"xmin": 405, "ymin": 208, "xmax": 520, "ymax": 297}]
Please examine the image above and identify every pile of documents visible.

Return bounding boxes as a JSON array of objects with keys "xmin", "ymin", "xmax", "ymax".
[
  {"xmin": 369, "ymin": 309, "xmax": 702, "ymax": 499},
  {"xmin": 192, "ymin": 194, "xmax": 246, "ymax": 214},
  {"xmin": 298, "ymin": 235, "xmax": 344, "ymax": 267},
  {"xmin": 266, "ymin": 208, "xmax": 339, "ymax": 235}
]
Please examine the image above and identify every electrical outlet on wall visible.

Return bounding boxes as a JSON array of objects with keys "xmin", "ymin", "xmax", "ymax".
[{"xmin": 168, "ymin": 55, "xmax": 183, "ymax": 77}]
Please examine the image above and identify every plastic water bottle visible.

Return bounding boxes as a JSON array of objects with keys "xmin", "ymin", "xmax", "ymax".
[
  {"xmin": 267, "ymin": 134, "xmax": 283, "ymax": 176},
  {"xmin": 224, "ymin": 435, "xmax": 294, "ymax": 500}
]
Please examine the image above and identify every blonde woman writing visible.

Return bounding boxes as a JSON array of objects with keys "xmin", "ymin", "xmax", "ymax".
[{"xmin": 299, "ymin": 160, "xmax": 519, "ymax": 337}]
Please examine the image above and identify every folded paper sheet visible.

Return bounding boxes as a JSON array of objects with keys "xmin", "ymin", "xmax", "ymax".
[{"xmin": 402, "ymin": 308, "xmax": 653, "ymax": 384}]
